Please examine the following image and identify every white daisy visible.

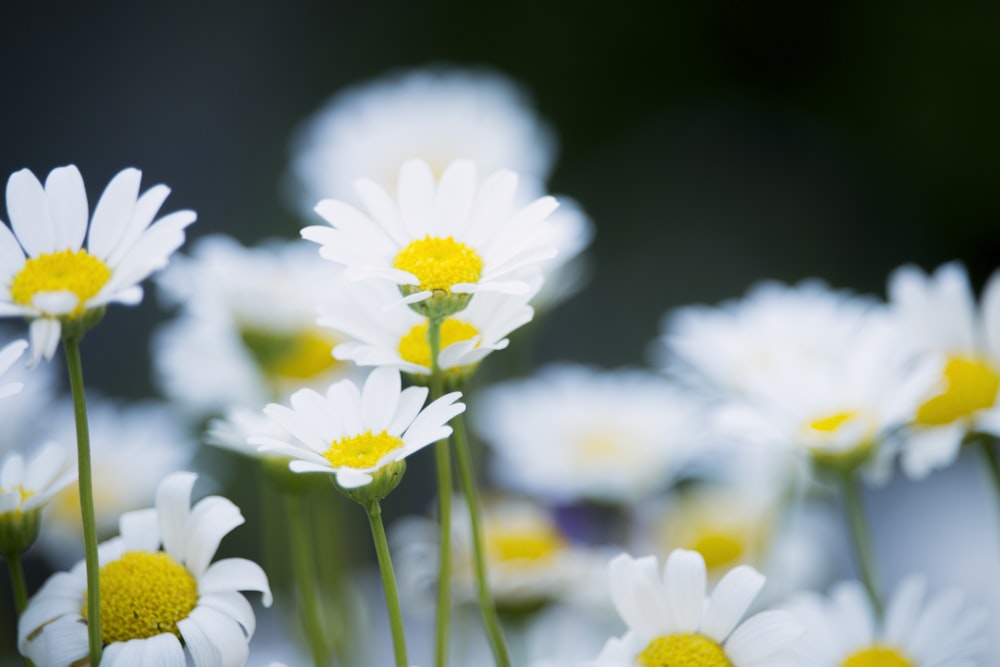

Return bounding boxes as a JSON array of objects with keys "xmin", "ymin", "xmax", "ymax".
[
  {"xmin": 251, "ymin": 366, "xmax": 465, "ymax": 491},
  {"xmin": 287, "ymin": 66, "xmax": 556, "ymax": 212},
  {"xmin": 318, "ymin": 278, "xmax": 535, "ymax": 381},
  {"xmin": 888, "ymin": 261, "xmax": 1000, "ymax": 478},
  {"xmin": 301, "ymin": 159, "xmax": 558, "ymax": 314},
  {"xmin": 584, "ymin": 550, "xmax": 801, "ymax": 667},
  {"xmin": 472, "ymin": 364, "xmax": 705, "ymax": 504},
  {"xmin": 153, "ymin": 235, "xmax": 358, "ymax": 416},
  {"xmin": 0, "ymin": 443, "xmax": 76, "ymax": 554},
  {"xmin": 0, "ymin": 165, "xmax": 195, "ymax": 364},
  {"xmin": 19, "ymin": 471, "xmax": 273, "ymax": 667},
  {"xmin": 37, "ymin": 396, "xmax": 195, "ymax": 567},
  {"xmin": 783, "ymin": 576, "xmax": 988, "ymax": 666}
]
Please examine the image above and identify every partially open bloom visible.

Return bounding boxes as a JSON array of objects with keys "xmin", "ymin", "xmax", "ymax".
[
  {"xmin": 0, "ymin": 443, "xmax": 75, "ymax": 554},
  {"xmin": 783, "ymin": 576, "xmax": 988, "ymax": 666},
  {"xmin": 889, "ymin": 261, "xmax": 1000, "ymax": 478},
  {"xmin": 0, "ymin": 165, "xmax": 195, "ymax": 363},
  {"xmin": 302, "ymin": 159, "xmax": 558, "ymax": 317},
  {"xmin": 251, "ymin": 366, "xmax": 464, "ymax": 493},
  {"xmin": 585, "ymin": 549, "xmax": 800, "ymax": 666},
  {"xmin": 19, "ymin": 471, "xmax": 272, "ymax": 666}
]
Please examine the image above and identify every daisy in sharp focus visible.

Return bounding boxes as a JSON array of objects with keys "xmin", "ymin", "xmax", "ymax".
[
  {"xmin": 783, "ymin": 576, "xmax": 988, "ymax": 666},
  {"xmin": 250, "ymin": 366, "xmax": 465, "ymax": 492},
  {"xmin": 888, "ymin": 261, "xmax": 1000, "ymax": 478},
  {"xmin": 0, "ymin": 165, "xmax": 195, "ymax": 363},
  {"xmin": 584, "ymin": 549, "xmax": 801, "ymax": 667},
  {"xmin": 19, "ymin": 471, "xmax": 272, "ymax": 667},
  {"xmin": 301, "ymin": 159, "xmax": 558, "ymax": 316}
]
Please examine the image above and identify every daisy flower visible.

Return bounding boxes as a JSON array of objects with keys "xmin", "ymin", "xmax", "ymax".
[
  {"xmin": 783, "ymin": 576, "xmax": 988, "ymax": 666},
  {"xmin": 19, "ymin": 471, "xmax": 273, "ymax": 666},
  {"xmin": 251, "ymin": 366, "xmax": 465, "ymax": 493},
  {"xmin": 318, "ymin": 278, "xmax": 535, "ymax": 383},
  {"xmin": 154, "ymin": 235, "xmax": 358, "ymax": 416},
  {"xmin": 0, "ymin": 165, "xmax": 195, "ymax": 363},
  {"xmin": 585, "ymin": 549, "xmax": 801, "ymax": 667},
  {"xmin": 301, "ymin": 159, "xmax": 558, "ymax": 316},
  {"xmin": 888, "ymin": 261, "xmax": 1000, "ymax": 478},
  {"xmin": 0, "ymin": 443, "xmax": 75, "ymax": 554},
  {"xmin": 287, "ymin": 66, "xmax": 556, "ymax": 212},
  {"xmin": 472, "ymin": 364, "xmax": 705, "ymax": 504}
]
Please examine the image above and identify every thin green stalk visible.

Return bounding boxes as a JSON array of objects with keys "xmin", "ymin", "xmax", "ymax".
[
  {"xmin": 364, "ymin": 500, "xmax": 408, "ymax": 667},
  {"xmin": 836, "ymin": 471, "xmax": 883, "ymax": 619},
  {"xmin": 285, "ymin": 494, "xmax": 332, "ymax": 667},
  {"xmin": 5, "ymin": 551, "xmax": 29, "ymax": 615},
  {"xmin": 64, "ymin": 336, "xmax": 102, "ymax": 665},
  {"xmin": 429, "ymin": 316, "xmax": 453, "ymax": 667},
  {"xmin": 451, "ymin": 413, "xmax": 511, "ymax": 667},
  {"xmin": 977, "ymin": 435, "xmax": 1000, "ymax": 507}
]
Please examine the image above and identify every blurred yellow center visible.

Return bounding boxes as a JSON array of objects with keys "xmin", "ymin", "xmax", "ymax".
[
  {"xmin": 393, "ymin": 236, "xmax": 483, "ymax": 293},
  {"xmin": 0, "ymin": 485, "xmax": 33, "ymax": 515},
  {"xmin": 689, "ymin": 532, "xmax": 745, "ymax": 570},
  {"xmin": 808, "ymin": 411, "xmax": 857, "ymax": 432},
  {"xmin": 841, "ymin": 646, "xmax": 913, "ymax": 667},
  {"xmin": 88, "ymin": 551, "xmax": 198, "ymax": 643},
  {"xmin": 323, "ymin": 430, "xmax": 403, "ymax": 469},
  {"xmin": 487, "ymin": 524, "xmax": 566, "ymax": 564},
  {"xmin": 241, "ymin": 327, "xmax": 341, "ymax": 381},
  {"xmin": 397, "ymin": 318, "xmax": 480, "ymax": 368},
  {"xmin": 10, "ymin": 249, "xmax": 111, "ymax": 317},
  {"xmin": 639, "ymin": 634, "xmax": 732, "ymax": 667},
  {"xmin": 915, "ymin": 356, "xmax": 999, "ymax": 426}
]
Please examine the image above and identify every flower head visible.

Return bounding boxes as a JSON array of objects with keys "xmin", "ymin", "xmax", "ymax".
[
  {"xmin": 251, "ymin": 366, "xmax": 464, "ymax": 495},
  {"xmin": 0, "ymin": 443, "xmax": 75, "ymax": 554},
  {"xmin": 0, "ymin": 165, "xmax": 195, "ymax": 363},
  {"xmin": 19, "ymin": 471, "xmax": 272, "ymax": 666},
  {"xmin": 586, "ymin": 549, "xmax": 800, "ymax": 666},
  {"xmin": 302, "ymin": 159, "xmax": 558, "ymax": 318}
]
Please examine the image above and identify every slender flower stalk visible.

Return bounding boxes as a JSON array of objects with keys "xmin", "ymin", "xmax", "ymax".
[
  {"xmin": 975, "ymin": 434, "xmax": 1000, "ymax": 514},
  {"xmin": 5, "ymin": 551, "xmax": 28, "ymax": 614},
  {"xmin": 285, "ymin": 493, "xmax": 333, "ymax": 667},
  {"xmin": 429, "ymin": 315, "xmax": 453, "ymax": 667},
  {"xmin": 63, "ymin": 335, "xmax": 102, "ymax": 665},
  {"xmin": 835, "ymin": 470, "xmax": 882, "ymax": 619},
  {"xmin": 451, "ymin": 413, "xmax": 511, "ymax": 667},
  {"xmin": 365, "ymin": 499, "xmax": 408, "ymax": 667}
]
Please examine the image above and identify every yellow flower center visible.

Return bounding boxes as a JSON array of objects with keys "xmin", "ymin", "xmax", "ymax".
[
  {"xmin": 689, "ymin": 532, "xmax": 745, "ymax": 570},
  {"xmin": 841, "ymin": 646, "xmax": 914, "ymax": 667},
  {"xmin": 86, "ymin": 551, "xmax": 198, "ymax": 644},
  {"xmin": 392, "ymin": 236, "xmax": 483, "ymax": 293},
  {"xmin": 915, "ymin": 356, "xmax": 1000, "ymax": 426},
  {"xmin": 397, "ymin": 318, "xmax": 480, "ymax": 368},
  {"xmin": 10, "ymin": 249, "xmax": 111, "ymax": 317},
  {"xmin": 240, "ymin": 327, "xmax": 341, "ymax": 382},
  {"xmin": 639, "ymin": 633, "xmax": 733, "ymax": 667},
  {"xmin": 808, "ymin": 410, "xmax": 858, "ymax": 432},
  {"xmin": 0, "ymin": 485, "xmax": 33, "ymax": 515},
  {"xmin": 487, "ymin": 524, "xmax": 566, "ymax": 565},
  {"xmin": 323, "ymin": 430, "xmax": 404, "ymax": 469}
]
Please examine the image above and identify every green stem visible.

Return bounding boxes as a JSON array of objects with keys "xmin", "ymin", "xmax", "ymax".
[
  {"xmin": 977, "ymin": 435, "xmax": 1000, "ymax": 506},
  {"xmin": 451, "ymin": 413, "xmax": 511, "ymax": 667},
  {"xmin": 285, "ymin": 494, "xmax": 331, "ymax": 667},
  {"xmin": 364, "ymin": 500, "xmax": 408, "ymax": 667},
  {"xmin": 836, "ymin": 471, "xmax": 883, "ymax": 619},
  {"xmin": 429, "ymin": 316, "xmax": 452, "ymax": 667},
  {"xmin": 63, "ymin": 336, "xmax": 102, "ymax": 665},
  {"xmin": 5, "ymin": 551, "xmax": 29, "ymax": 615}
]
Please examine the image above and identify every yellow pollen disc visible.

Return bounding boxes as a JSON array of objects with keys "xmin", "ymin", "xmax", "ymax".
[
  {"xmin": 397, "ymin": 318, "xmax": 480, "ymax": 367},
  {"xmin": 487, "ymin": 525, "xmax": 566, "ymax": 565},
  {"xmin": 392, "ymin": 235, "xmax": 483, "ymax": 293},
  {"xmin": 639, "ymin": 633, "xmax": 733, "ymax": 667},
  {"xmin": 85, "ymin": 551, "xmax": 198, "ymax": 644},
  {"xmin": 241, "ymin": 327, "xmax": 341, "ymax": 381},
  {"xmin": 689, "ymin": 532, "xmax": 745, "ymax": 570},
  {"xmin": 323, "ymin": 430, "xmax": 404, "ymax": 469},
  {"xmin": 808, "ymin": 410, "xmax": 858, "ymax": 432},
  {"xmin": 10, "ymin": 249, "xmax": 111, "ymax": 317},
  {"xmin": 841, "ymin": 645, "xmax": 914, "ymax": 667},
  {"xmin": 916, "ymin": 356, "xmax": 1000, "ymax": 426}
]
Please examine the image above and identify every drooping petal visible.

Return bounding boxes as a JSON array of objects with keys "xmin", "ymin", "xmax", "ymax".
[{"xmin": 199, "ymin": 558, "xmax": 273, "ymax": 607}]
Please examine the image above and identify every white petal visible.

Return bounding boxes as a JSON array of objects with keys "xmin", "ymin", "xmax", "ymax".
[
  {"xmin": 119, "ymin": 507, "xmax": 161, "ymax": 552},
  {"xmin": 701, "ymin": 564, "xmax": 766, "ymax": 642},
  {"xmin": 199, "ymin": 558, "xmax": 273, "ymax": 607},
  {"xmin": 45, "ymin": 165, "xmax": 88, "ymax": 251},
  {"xmin": 87, "ymin": 167, "xmax": 141, "ymax": 259},
  {"xmin": 156, "ymin": 471, "xmax": 197, "ymax": 562},
  {"xmin": 197, "ymin": 592, "xmax": 257, "ymax": 638},
  {"xmin": 362, "ymin": 366, "xmax": 401, "ymax": 432},
  {"xmin": 608, "ymin": 554, "xmax": 670, "ymax": 643},
  {"xmin": 32, "ymin": 290, "xmax": 79, "ymax": 315},
  {"xmin": 662, "ymin": 549, "xmax": 706, "ymax": 633},
  {"xmin": 21, "ymin": 615, "xmax": 89, "ymax": 667},
  {"xmin": 6, "ymin": 167, "xmax": 55, "ymax": 256},
  {"xmin": 186, "ymin": 496, "xmax": 245, "ymax": 578},
  {"xmin": 28, "ymin": 317, "xmax": 61, "ymax": 365},
  {"xmin": 178, "ymin": 606, "xmax": 249, "ymax": 667},
  {"xmin": 723, "ymin": 610, "xmax": 802, "ymax": 664}
]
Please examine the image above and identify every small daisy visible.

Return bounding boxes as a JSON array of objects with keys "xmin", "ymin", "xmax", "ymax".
[
  {"xmin": 287, "ymin": 66, "xmax": 556, "ymax": 212},
  {"xmin": 888, "ymin": 261, "xmax": 1000, "ymax": 478},
  {"xmin": 584, "ymin": 549, "xmax": 801, "ymax": 667},
  {"xmin": 0, "ymin": 165, "xmax": 195, "ymax": 363},
  {"xmin": 154, "ymin": 235, "xmax": 357, "ymax": 415},
  {"xmin": 301, "ymin": 159, "xmax": 558, "ymax": 315},
  {"xmin": 318, "ymin": 278, "xmax": 535, "ymax": 381},
  {"xmin": 472, "ymin": 364, "xmax": 705, "ymax": 504},
  {"xmin": 251, "ymin": 366, "xmax": 465, "ymax": 492},
  {"xmin": 783, "ymin": 576, "xmax": 988, "ymax": 666},
  {"xmin": 19, "ymin": 471, "xmax": 273, "ymax": 666},
  {"xmin": 0, "ymin": 443, "xmax": 76, "ymax": 554}
]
